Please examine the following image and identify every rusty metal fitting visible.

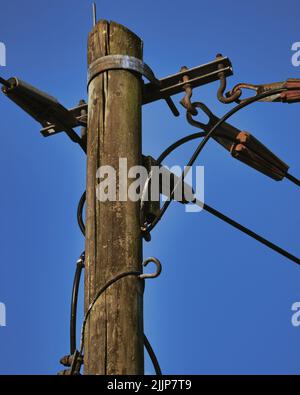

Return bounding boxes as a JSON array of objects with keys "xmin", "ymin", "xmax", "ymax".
[
  {"xmin": 228, "ymin": 131, "xmax": 289, "ymax": 181},
  {"xmin": 216, "ymin": 54, "xmax": 242, "ymax": 104},
  {"xmin": 228, "ymin": 79, "xmax": 300, "ymax": 104},
  {"xmin": 227, "ymin": 83, "xmax": 260, "ymax": 103},
  {"xmin": 179, "ymin": 66, "xmax": 198, "ymax": 115}
]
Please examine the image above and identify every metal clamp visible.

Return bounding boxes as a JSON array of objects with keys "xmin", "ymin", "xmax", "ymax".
[
  {"xmin": 87, "ymin": 54, "xmax": 179, "ymax": 117},
  {"xmin": 88, "ymin": 54, "xmax": 158, "ymax": 87}
]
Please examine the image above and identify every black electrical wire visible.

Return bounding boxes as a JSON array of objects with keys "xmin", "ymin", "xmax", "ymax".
[
  {"xmin": 143, "ymin": 334, "xmax": 162, "ymax": 375},
  {"xmin": 67, "ymin": 194, "xmax": 85, "ymax": 359},
  {"xmin": 79, "ymin": 270, "xmax": 142, "ymax": 356},
  {"xmin": 156, "ymin": 132, "xmax": 207, "ymax": 164},
  {"xmin": 286, "ymin": 172, "xmax": 300, "ymax": 187},
  {"xmin": 157, "ymin": 133, "xmax": 205, "ymax": 164},
  {"xmin": 146, "ymin": 87, "xmax": 289, "ymax": 233},
  {"xmin": 67, "ymin": 193, "xmax": 86, "ymax": 355},
  {"xmin": 77, "ymin": 191, "xmax": 86, "ymax": 236},
  {"xmin": 198, "ymin": 201, "xmax": 300, "ymax": 265},
  {"xmin": 70, "ymin": 253, "xmax": 85, "ymax": 355}
]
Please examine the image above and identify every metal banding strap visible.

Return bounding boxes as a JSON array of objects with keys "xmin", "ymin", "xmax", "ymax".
[
  {"xmin": 87, "ymin": 55, "xmax": 179, "ymax": 116},
  {"xmin": 87, "ymin": 54, "xmax": 159, "ymax": 87}
]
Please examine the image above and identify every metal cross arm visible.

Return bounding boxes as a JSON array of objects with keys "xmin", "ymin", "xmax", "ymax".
[
  {"xmin": 143, "ymin": 56, "xmax": 233, "ymax": 105},
  {"xmin": 0, "ymin": 55, "xmax": 232, "ymax": 141}
]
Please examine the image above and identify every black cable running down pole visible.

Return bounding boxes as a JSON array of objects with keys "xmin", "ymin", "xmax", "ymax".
[
  {"xmin": 70, "ymin": 253, "xmax": 85, "ymax": 355},
  {"xmin": 77, "ymin": 191, "xmax": 86, "ymax": 236},
  {"xmin": 69, "ymin": 194, "xmax": 86, "ymax": 354},
  {"xmin": 143, "ymin": 334, "xmax": 162, "ymax": 375}
]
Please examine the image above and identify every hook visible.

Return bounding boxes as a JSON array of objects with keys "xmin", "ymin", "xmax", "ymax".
[
  {"xmin": 179, "ymin": 66, "xmax": 198, "ymax": 116},
  {"xmin": 139, "ymin": 257, "xmax": 162, "ymax": 279},
  {"xmin": 216, "ymin": 54, "xmax": 242, "ymax": 104}
]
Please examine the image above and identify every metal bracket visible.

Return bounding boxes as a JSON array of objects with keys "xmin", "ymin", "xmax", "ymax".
[
  {"xmin": 143, "ymin": 56, "xmax": 233, "ymax": 104},
  {"xmin": 40, "ymin": 101, "xmax": 87, "ymax": 137}
]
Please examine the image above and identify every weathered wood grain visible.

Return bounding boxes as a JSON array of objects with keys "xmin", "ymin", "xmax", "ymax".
[{"xmin": 84, "ymin": 20, "xmax": 144, "ymax": 375}]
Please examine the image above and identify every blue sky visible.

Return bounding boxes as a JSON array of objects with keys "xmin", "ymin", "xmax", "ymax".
[{"xmin": 0, "ymin": 0, "xmax": 300, "ymax": 374}]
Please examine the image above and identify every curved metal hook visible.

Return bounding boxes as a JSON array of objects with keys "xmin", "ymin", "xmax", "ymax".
[
  {"xmin": 139, "ymin": 257, "xmax": 162, "ymax": 279},
  {"xmin": 216, "ymin": 54, "xmax": 242, "ymax": 104},
  {"xmin": 179, "ymin": 66, "xmax": 198, "ymax": 116}
]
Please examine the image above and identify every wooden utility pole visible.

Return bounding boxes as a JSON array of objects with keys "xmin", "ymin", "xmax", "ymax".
[{"xmin": 84, "ymin": 20, "xmax": 144, "ymax": 375}]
